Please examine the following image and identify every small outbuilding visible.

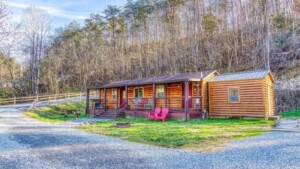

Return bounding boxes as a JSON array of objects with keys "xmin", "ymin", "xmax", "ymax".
[{"xmin": 208, "ymin": 70, "xmax": 275, "ymax": 119}]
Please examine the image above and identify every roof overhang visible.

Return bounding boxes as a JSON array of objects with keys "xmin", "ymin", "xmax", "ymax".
[
  {"xmin": 87, "ymin": 78, "xmax": 204, "ymax": 90},
  {"xmin": 87, "ymin": 70, "xmax": 216, "ymax": 90}
]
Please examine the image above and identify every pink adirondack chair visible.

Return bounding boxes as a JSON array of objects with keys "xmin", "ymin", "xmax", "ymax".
[
  {"xmin": 148, "ymin": 107, "xmax": 161, "ymax": 120},
  {"xmin": 155, "ymin": 108, "xmax": 169, "ymax": 122}
]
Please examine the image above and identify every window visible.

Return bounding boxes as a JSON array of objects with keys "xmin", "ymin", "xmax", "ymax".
[
  {"xmin": 156, "ymin": 86, "xmax": 165, "ymax": 98},
  {"xmin": 134, "ymin": 88, "xmax": 144, "ymax": 98},
  {"xmin": 229, "ymin": 87, "xmax": 240, "ymax": 103},
  {"xmin": 112, "ymin": 89, "xmax": 117, "ymax": 100}
]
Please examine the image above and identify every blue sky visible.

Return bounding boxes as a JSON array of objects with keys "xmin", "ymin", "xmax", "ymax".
[{"xmin": 9, "ymin": 0, "xmax": 128, "ymax": 28}]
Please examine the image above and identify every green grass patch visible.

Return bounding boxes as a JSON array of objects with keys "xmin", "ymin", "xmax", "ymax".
[
  {"xmin": 23, "ymin": 101, "xmax": 88, "ymax": 123},
  {"xmin": 80, "ymin": 118, "xmax": 274, "ymax": 152},
  {"xmin": 281, "ymin": 107, "xmax": 300, "ymax": 118}
]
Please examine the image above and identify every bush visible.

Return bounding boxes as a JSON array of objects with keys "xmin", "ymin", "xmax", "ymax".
[
  {"xmin": 0, "ymin": 89, "xmax": 12, "ymax": 99},
  {"xmin": 275, "ymin": 89, "xmax": 300, "ymax": 114}
]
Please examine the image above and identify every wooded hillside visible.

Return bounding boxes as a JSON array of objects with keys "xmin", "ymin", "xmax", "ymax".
[
  {"xmin": 41, "ymin": 0, "xmax": 300, "ymax": 93},
  {"xmin": 1, "ymin": 0, "xmax": 300, "ymax": 112},
  {"xmin": 0, "ymin": 54, "xmax": 23, "ymax": 98}
]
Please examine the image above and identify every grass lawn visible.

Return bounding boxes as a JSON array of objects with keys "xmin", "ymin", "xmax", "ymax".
[
  {"xmin": 281, "ymin": 107, "xmax": 300, "ymax": 118},
  {"xmin": 80, "ymin": 118, "xmax": 275, "ymax": 152},
  {"xmin": 23, "ymin": 101, "xmax": 88, "ymax": 123}
]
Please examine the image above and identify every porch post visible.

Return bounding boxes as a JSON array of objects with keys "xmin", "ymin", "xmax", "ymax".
[
  {"xmin": 104, "ymin": 88, "xmax": 107, "ymax": 110},
  {"xmin": 115, "ymin": 89, "xmax": 118, "ymax": 118},
  {"xmin": 99, "ymin": 89, "xmax": 102, "ymax": 103},
  {"xmin": 184, "ymin": 81, "xmax": 189, "ymax": 121},
  {"xmin": 125, "ymin": 86, "xmax": 128, "ymax": 108},
  {"xmin": 116, "ymin": 89, "xmax": 119, "ymax": 109},
  {"xmin": 153, "ymin": 83, "xmax": 156, "ymax": 110},
  {"xmin": 201, "ymin": 72, "xmax": 205, "ymax": 111},
  {"xmin": 164, "ymin": 84, "xmax": 167, "ymax": 108},
  {"xmin": 85, "ymin": 89, "xmax": 90, "ymax": 115},
  {"xmin": 197, "ymin": 81, "xmax": 200, "ymax": 109}
]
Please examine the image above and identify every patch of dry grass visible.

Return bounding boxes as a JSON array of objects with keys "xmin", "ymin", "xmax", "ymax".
[{"xmin": 23, "ymin": 101, "xmax": 87, "ymax": 123}]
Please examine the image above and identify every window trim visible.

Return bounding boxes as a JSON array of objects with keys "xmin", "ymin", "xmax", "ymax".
[
  {"xmin": 228, "ymin": 87, "xmax": 240, "ymax": 103},
  {"xmin": 156, "ymin": 85, "xmax": 165, "ymax": 98},
  {"xmin": 134, "ymin": 87, "xmax": 144, "ymax": 98},
  {"xmin": 112, "ymin": 89, "xmax": 118, "ymax": 100}
]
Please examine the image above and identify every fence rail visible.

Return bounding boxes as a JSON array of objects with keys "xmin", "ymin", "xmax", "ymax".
[{"xmin": 0, "ymin": 92, "xmax": 92, "ymax": 106}]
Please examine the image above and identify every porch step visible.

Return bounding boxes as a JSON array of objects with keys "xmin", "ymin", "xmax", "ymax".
[
  {"xmin": 91, "ymin": 109, "xmax": 125, "ymax": 119},
  {"xmin": 97, "ymin": 111, "xmax": 116, "ymax": 119}
]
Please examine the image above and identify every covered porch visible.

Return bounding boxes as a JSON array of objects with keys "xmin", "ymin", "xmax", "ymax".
[
  {"xmin": 86, "ymin": 80, "xmax": 205, "ymax": 120},
  {"xmin": 86, "ymin": 71, "xmax": 218, "ymax": 120}
]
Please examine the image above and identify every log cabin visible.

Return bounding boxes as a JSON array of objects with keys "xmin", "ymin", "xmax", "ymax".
[{"xmin": 86, "ymin": 70, "xmax": 275, "ymax": 120}]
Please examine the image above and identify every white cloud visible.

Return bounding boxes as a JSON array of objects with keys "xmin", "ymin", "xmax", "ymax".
[
  {"xmin": 9, "ymin": 2, "xmax": 87, "ymax": 20},
  {"xmin": 8, "ymin": 2, "xmax": 28, "ymax": 9}
]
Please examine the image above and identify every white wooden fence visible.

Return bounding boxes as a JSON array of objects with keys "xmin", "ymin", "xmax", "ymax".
[{"xmin": 0, "ymin": 92, "xmax": 87, "ymax": 106}]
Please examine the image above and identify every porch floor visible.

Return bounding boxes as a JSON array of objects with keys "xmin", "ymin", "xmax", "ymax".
[{"xmin": 88, "ymin": 109, "xmax": 202, "ymax": 120}]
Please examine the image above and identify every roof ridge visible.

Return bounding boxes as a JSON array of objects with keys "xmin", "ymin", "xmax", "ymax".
[
  {"xmin": 212, "ymin": 69, "xmax": 271, "ymax": 82},
  {"xmin": 220, "ymin": 69, "xmax": 269, "ymax": 76}
]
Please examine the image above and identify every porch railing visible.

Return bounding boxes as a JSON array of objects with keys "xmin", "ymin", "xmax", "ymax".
[
  {"xmin": 87, "ymin": 96, "xmax": 203, "ymax": 113},
  {"xmin": 126, "ymin": 96, "xmax": 203, "ymax": 112}
]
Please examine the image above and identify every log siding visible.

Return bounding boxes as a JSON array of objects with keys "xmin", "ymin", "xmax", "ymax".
[{"xmin": 209, "ymin": 79, "xmax": 266, "ymax": 117}]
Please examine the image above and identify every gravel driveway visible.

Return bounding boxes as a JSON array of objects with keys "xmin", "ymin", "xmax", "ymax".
[{"xmin": 0, "ymin": 106, "xmax": 300, "ymax": 169}]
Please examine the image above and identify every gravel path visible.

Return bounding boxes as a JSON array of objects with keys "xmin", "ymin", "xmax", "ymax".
[
  {"xmin": 0, "ymin": 106, "xmax": 300, "ymax": 169},
  {"xmin": 273, "ymin": 119, "xmax": 300, "ymax": 132}
]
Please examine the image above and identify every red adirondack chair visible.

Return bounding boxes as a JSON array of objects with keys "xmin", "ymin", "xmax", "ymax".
[
  {"xmin": 148, "ymin": 107, "xmax": 161, "ymax": 120},
  {"xmin": 155, "ymin": 108, "xmax": 169, "ymax": 122}
]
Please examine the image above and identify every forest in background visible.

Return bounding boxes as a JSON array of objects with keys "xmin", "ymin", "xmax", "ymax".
[
  {"xmin": 42, "ymin": 0, "xmax": 300, "ymax": 91},
  {"xmin": 0, "ymin": 0, "xmax": 300, "ymax": 112}
]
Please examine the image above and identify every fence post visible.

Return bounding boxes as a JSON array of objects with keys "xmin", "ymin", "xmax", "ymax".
[
  {"xmin": 68, "ymin": 93, "xmax": 70, "ymax": 102},
  {"xmin": 80, "ymin": 92, "xmax": 82, "ymax": 101},
  {"xmin": 36, "ymin": 95, "xmax": 39, "ymax": 102},
  {"xmin": 14, "ymin": 97, "xmax": 16, "ymax": 105},
  {"xmin": 48, "ymin": 96, "xmax": 51, "ymax": 105}
]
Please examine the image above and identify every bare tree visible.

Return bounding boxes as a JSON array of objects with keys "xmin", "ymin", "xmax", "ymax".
[
  {"xmin": 0, "ymin": 0, "xmax": 12, "ymax": 66},
  {"xmin": 0, "ymin": 0, "xmax": 11, "ymax": 42},
  {"xmin": 21, "ymin": 6, "xmax": 51, "ymax": 95}
]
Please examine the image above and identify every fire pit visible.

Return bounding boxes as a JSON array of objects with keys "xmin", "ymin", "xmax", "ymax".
[{"xmin": 116, "ymin": 122, "xmax": 131, "ymax": 128}]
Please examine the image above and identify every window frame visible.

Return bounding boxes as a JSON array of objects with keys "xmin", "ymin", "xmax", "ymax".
[
  {"xmin": 156, "ymin": 85, "xmax": 165, "ymax": 98},
  {"xmin": 228, "ymin": 87, "xmax": 240, "ymax": 103},
  {"xmin": 112, "ymin": 89, "xmax": 118, "ymax": 100},
  {"xmin": 134, "ymin": 87, "xmax": 144, "ymax": 98}
]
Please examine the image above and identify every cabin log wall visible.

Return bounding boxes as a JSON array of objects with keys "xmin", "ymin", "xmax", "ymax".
[
  {"xmin": 166, "ymin": 83, "xmax": 183, "ymax": 110},
  {"xmin": 208, "ymin": 79, "xmax": 266, "ymax": 117},
  {"xmin": 100, "ymin": 88, "xmax": 120, "ymax": 109},
  {"xmin": 125, "ymin": 83, "xmax": 184, "ymax": 110}
]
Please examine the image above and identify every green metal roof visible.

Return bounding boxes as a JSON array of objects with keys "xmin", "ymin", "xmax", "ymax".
[{"xmin": 212, "ymin": 70, "xmax": 270, "ymax": 82}]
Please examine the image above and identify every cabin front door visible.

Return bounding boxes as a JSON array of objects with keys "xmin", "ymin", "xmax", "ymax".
[{"xmin": 120, "ymin": 90, "xmax": 126, "ymax": 107}]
